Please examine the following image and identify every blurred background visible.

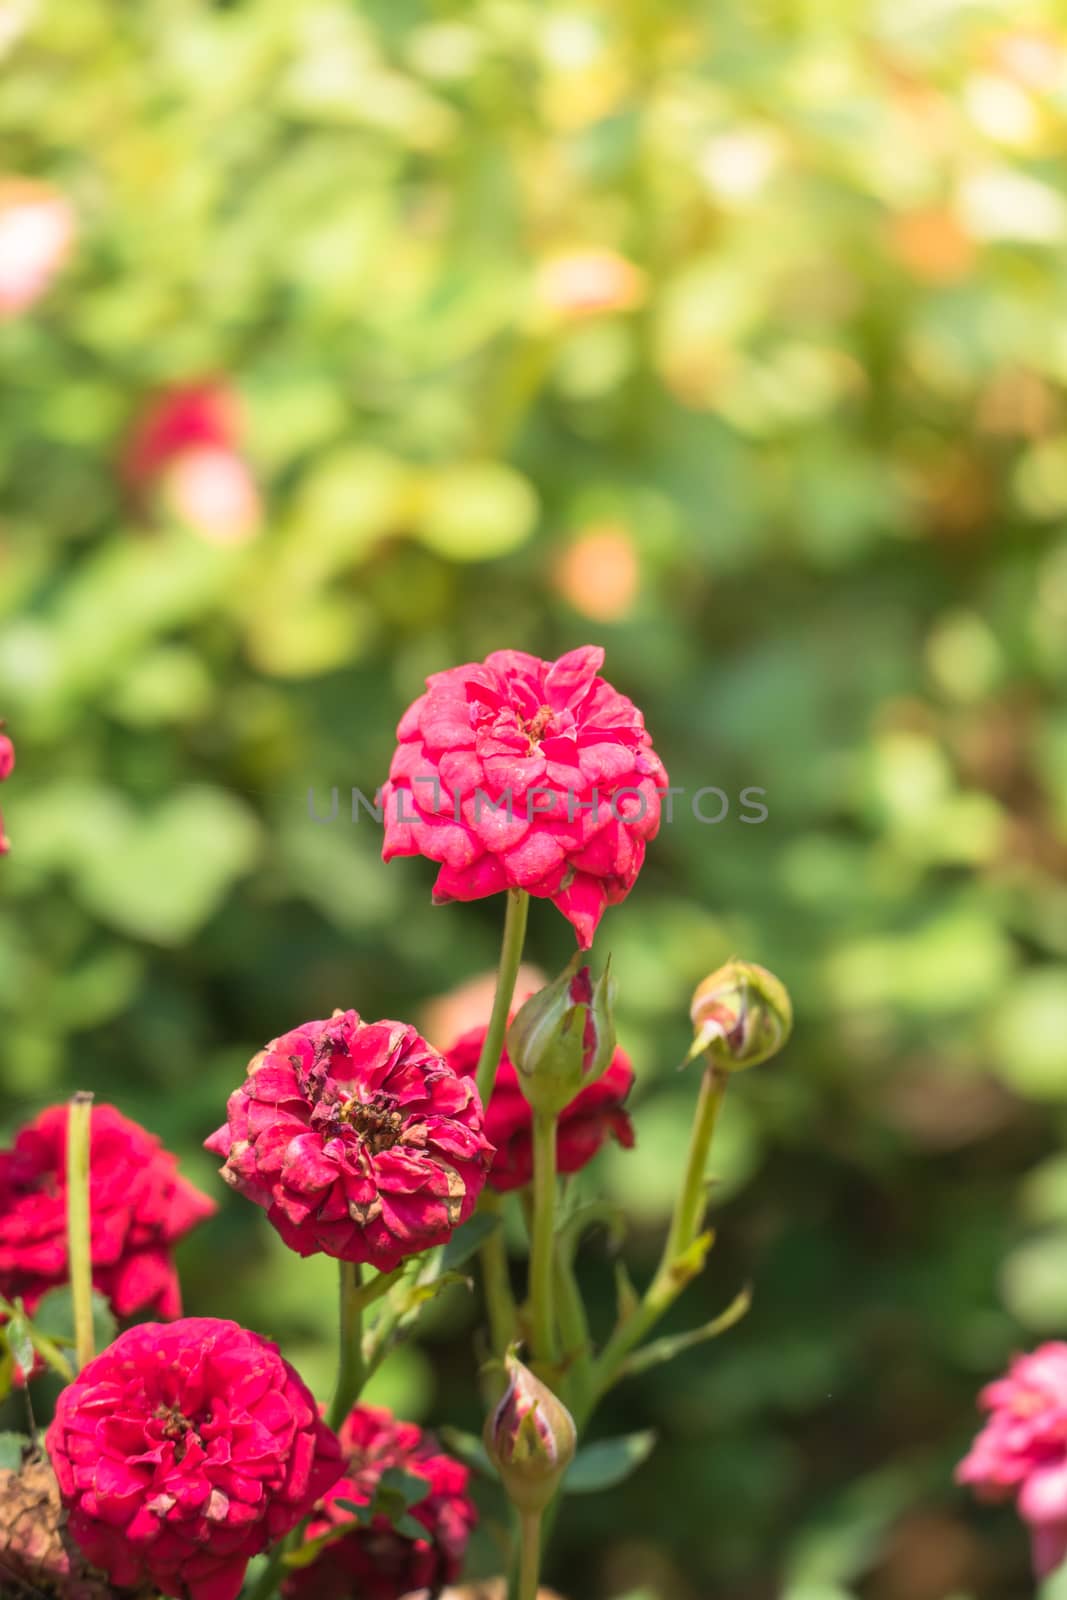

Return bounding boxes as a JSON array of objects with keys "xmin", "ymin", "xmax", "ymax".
[{"xmin": 2, "ymin": 1, "xmax": 1067, "ymax": 1596}]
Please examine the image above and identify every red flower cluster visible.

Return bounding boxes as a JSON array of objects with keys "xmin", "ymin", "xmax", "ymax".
[
  {"xmin": 382, "ymin": 645, "xmax": 667, "ymax": 946},
  {"xmin": 0, "ymin": 728, "xmax": 14, "ymax": 854},
  {"xmin": 205, "ymin": 1010, "xmax": 493, "ymax": 1271},
  {"xmin": 0, "ymin": 1102, "xmax": 215, "ymax": 1320},
  {"xmin": 47, "ymin": 1318, "xmax": 343, "ymax": 1600},
  {"xmin": 283, "ymin": 1403, "xmax": 476, "ymax": 1600},
  {"xmin": 445, "ymin": 1021, "xmax": 634, "ymax": 1191}
]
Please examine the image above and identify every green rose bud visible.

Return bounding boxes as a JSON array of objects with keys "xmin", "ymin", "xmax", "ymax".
[
  {"xmin": 484, "ymin": 1351, "xmax": 577, "ymax": 1514},
  {"xmin": 687, "ymin": 959, "xmax": 792, "ymax": 1072},
  {"xmin": 507, "ymin": 954, "xmax": 616, "ymax": 1116}
]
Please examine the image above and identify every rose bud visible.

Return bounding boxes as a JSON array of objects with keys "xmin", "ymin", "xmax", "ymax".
[
  {"xmin": 506, "ymin": 956, "xmax": 616, "ymax": 1116},
  {"xmin": 445, "ymin": 1019, "xmax": 634, "ymax": 1193},
  {"xmin": 483, "ymin": 1353, "xmax": 576, "ymax": 1515},
  {"xmin": 687, "ymin": 959, "xmax": 792, "ymax": 1073}
]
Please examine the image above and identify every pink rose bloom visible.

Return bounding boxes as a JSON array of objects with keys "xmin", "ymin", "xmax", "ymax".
[
  {"xmin": 445, "ymin": 1020, "xmax": 634, "ymax": 1191},
  {"xmin": 958, "ymin": 1343, "xmax": 1067, "ymax": 1578},
  {"xmin": 381, "ymin": 645, "xmax": 667, "ymax": 947},
  {"xmin": 0, "ymin": 1102, "xmax": 215, "ymax": 1320},
  {"xmin": 0, "ymin": 179, "xmax": 74, "ymax": 318},
  {"xmin": 205, "ymin": 1010, "xmax": 493, "ymax": 1270},
  {"xmin": 122, "ymin": 382, "xmax": 261, "ymax": 543},
  {"xmin": 47, "ymin": 1318, "xmax": 343, "ymax": 1600},
  {"xmin": 283, "ymin": 1404, "xmax": 476, "ymax": 1600},
  {"xmin": 0, "ymin": 727, "xmax": 13, "ymax": 855}
]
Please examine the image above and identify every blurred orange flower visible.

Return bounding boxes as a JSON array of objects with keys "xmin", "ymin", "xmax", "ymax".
[
  {"xmin": 535, "ymin": 249, "xmax": 645, "ymax": 319},
  {"xmin": 553, "ymin": 524, "xmax": 640, "ymax": 621},
  {"xmin": 889, "ymin": 207, "xmax": 976, "ymax": 284}
]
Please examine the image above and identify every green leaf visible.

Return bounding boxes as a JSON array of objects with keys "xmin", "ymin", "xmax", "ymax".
[
  {"xmin": 564, "ymin": 1430, "xmax": 657, "ymax": 1494},
  {"xmin": 282, "ymin": 1521, "xmax": 362, "ymax": 1568},
  {"xmin": 33, "ymin": 1286, "xmax": 117, "ymax": 1357},
  {"xmin": 377, "ymin": 1467, "xmax": 432, "ymax": 1508},
  {"xmin": 620, "ymin": 1286, "xmax": 753, "ymax": 1379},
  {"xmin": 6, "ymin": 1313, "xmax": 34, "ymax": 1378},
  {"xmin": 0, "ymin": 1432, "xmax": 29, "ymax": 1472},
  {"xmin": 613, "ymin": 1258, "xmax": 640, "ymax": 1324},
  {"xmin": 557, "ymin": 1200, "xmax": 627, "ymax": 1264},
  {"xmin": 0, "ymin": 1333, "xmax": 13, "ymax": 1403},
  {"xmin": 440, "ymin": 1211, "xmax": 501, "ymax": 1271},
  {"xmin": 388, "ymin": 1269, "xmax": 472, "ymax": 1320}
]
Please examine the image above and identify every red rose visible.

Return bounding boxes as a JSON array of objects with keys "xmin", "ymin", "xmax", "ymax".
[
  {"xmin": 283, "ymin": 1403, "xmax": 476, "ymax": 1600},
  {"xmin": 381, "ymin": 645, "xmax": 667, "ymax": 947},
  {"xmin": 47, "ymin": 1318, "xmax": 343, "ymax": 1600},
  {"xmin": 445, "ymin": 1022, "xmax": 634, "ymax": 1192},
  {"xmin": 0, "ymin": 1102, "xmax": 215, "ymax": 1320},
  {"xmin": 205, "ymin": 1010, "xmax": 493, "ymax": 1270}
]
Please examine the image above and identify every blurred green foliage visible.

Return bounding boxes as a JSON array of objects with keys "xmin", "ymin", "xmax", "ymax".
[{"xmin": 3, "ymin": 0, "xmax": 1067, "ymax": 1595}]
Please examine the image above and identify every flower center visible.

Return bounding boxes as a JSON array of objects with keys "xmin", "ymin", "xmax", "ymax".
[
  {"xmin": 521, "ymin": 703, "xmax": 555, "ymax": 749},
  {"xmin": 339, "ymin": 1095, "xmax": 404, "ymax": 1155},
  {"xmin": 153, "ymin": 1404, "xmax": 200, "ymax": 1457}
]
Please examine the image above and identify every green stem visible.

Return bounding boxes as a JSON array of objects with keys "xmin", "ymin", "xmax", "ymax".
[
  {"xmin": 554, "ymin": 1236, "xmax": 593, "ymax": 1416},
  {"xmin": 327, "ymin": 1260, "xmax": 365, "ymax": 1431},
  {"xmin": 479, "ymin": 1193, "xmax": 518, "ymax": 1362},
  {"xmin": 517, "ymin": 1508, "xmax": 543, "ymax": 1600},
  {"xmin": 588, "ymin": 1064, "xmax": 728, "ymax": 1412},
  {"xmin": 66, "ymin": 1092, "xmax": 94, "ymax": 1371},
  {"xmin": 529, "ymin": 1111, "xmax": 559, "ymax": 1364},
  {"xmin": 663, "ymin": 1061, "xmax": 729, "ymax": 1266},
  {"xmin": 475, "ymin": 888, "xmax": 530, "ymax": 1109},
  {"xmin": 249, "ymin": 1259, "xmax": 372, "ymax": 1600}
]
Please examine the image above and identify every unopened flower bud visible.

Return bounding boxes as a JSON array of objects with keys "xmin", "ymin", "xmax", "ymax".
[
  {"xmin": 507, "ymin": 955, "xmax": 616, "ymax": 1116},
  {"xmin": 688, "ymin": 959, "xmax": 792, "ymax": 1072},
  {"xmin": 0, "ymin": 732, "xmax": 14, "ymax": 783},
  {"xmin": 483, "ymin": 1352, "xmax": 577, "ymax": 1514}
]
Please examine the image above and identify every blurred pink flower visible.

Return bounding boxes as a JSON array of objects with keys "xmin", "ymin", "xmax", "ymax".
[
  {"xmin": 0, "ymin": 179, "xmax": 74, "ymax": 318},
  {"xmin": 958, "ymin": 1343, "xmax": 1067, "ymax": 1578},
  {"xmin": 163, "ymin": 446, "xmax": 261, "ymax": 545},
  {"xmin": 123, "ymin": 382, "xmax": 261, "ymax": 543},
  {"xmin": 535, "ymin": 249, "xmax": 645, "ymax": 319},
  {"xmin": 0, "ymin": 727, "xmax": 13, "ymax": 855}
]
